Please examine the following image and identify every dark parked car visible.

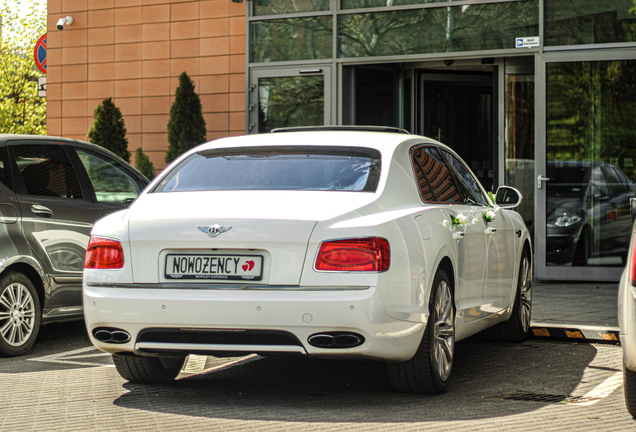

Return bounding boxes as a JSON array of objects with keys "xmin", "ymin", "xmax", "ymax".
[
  {"xmin": 546, "ymin": 161, "xmax": 635, "ymax": 266},
  {"xmin": 0, "ymin": 135, "xmax": 149, "ymax": 356}
]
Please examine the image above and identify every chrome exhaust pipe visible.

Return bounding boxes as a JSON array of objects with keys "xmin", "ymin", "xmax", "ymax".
[
  {"xmin": 94, "ymin": 329, "xmax": 113, "ymax": 342},
  {"xmin": 92, "ymin": 328, "xmax": 131, "ymax": 344},
  {"xmin": 308, "ymin": 332, "xmax": 365, "ymax": 349},
  {"xmin": 334, "ymin": 333, "xmax": 362, "ymax": 347},
  {"xmin": 308, "ymin": 334, "xmax": 335, "ymax": 348},
  {"xmin": 110, "ymin": 331, "xmax": 131, "ymax": 343}
]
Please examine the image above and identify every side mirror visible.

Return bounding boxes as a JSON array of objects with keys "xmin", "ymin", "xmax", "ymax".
[
  {"xmin": 495, "ymin": 186, "xmax": 523, "ymax": 209},
  {"xmin": 631, "ymin": 197, "xmax": 636, "ymax": 225}
]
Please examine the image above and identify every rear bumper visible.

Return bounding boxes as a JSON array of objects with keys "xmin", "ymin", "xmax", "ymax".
[{"xmin": 83, "ymin": 284, "xmax": 426, "ymax": 362}]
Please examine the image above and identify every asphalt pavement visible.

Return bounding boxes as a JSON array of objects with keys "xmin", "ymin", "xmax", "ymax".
[
  {"xmin": 531, "ymin": 281, "xmax": 620, "ymax": 343},
  {"xmin": 0, "ymin": 277, "xmax": 632, "ymax": 431}
]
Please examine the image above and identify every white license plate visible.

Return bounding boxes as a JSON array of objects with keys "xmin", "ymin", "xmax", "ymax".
[{"xmin": 165, "ymin": 254, "xmax": 263, "ymax": 281}]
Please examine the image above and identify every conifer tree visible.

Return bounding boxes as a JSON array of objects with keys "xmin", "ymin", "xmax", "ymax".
[
  {"xmin": 88, "ymin": 98, "xmax": 130, "ymax": 162},
  {"xmin": 165, "ymin": 72, "xmax": 207, "ymax": 164},
  {"xmin": 134, "ymin": 147, "xmax": 156, "ymax": 180}
]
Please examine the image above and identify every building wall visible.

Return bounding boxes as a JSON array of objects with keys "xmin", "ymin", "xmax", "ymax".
[{"xmin": 46, "ymin": 0, "xmax": 246, "ymax": 171}]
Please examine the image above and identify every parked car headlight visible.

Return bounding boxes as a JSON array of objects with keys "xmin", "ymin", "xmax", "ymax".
[{"xmin": 546, "ymin": 214, "xmax": 582, "ymax": 228}]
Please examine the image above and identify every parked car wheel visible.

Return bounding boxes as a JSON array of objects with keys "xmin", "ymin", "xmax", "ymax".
[
  {"xmin": 625, "ymin": 366, "xmax": 636, "ymax": 418},
  {"xmin": 387, "ymin": 268, "xmax": 455, "ymax": 394},
  {"xmin": 0, "ymin": 270, "xmax": 41, "ymax": 357},
  {"xmin": 112, "ymin": 354, "xmax": 186, "ymax": 383},
  {"xmin": 486, "ymin": 247, "xmax": 532, "ymax": 343}
]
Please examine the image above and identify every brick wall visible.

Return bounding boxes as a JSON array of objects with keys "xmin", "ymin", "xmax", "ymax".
[{"xmin": 46, "ymin": 0, "xmax": 246, "ymax": 171}]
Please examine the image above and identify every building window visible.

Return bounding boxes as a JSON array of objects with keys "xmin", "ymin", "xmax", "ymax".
[
  {"xmin": 250, "ymin": 17, "xmax": 333, "ymax": 62},
  {"xmin": 546, "ymin": 60, "xmax": 636, "ymax": 267},
  {"xmin": 545, "ymin": 0, "xmax": 636, "ymax": 46},
  {"xmin": 253, "ymin": 0, "xmax": 330, "ymax": 16},
  {"xmin": 338, "ymin": 1, "xmax": 539, "ymax": 58}
]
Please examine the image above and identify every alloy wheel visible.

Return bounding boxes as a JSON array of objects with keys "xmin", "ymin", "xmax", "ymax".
[
  {"xmin": 520, "ymin": 254, "xmax": 532, "ymax": 333},
  {"xmin": 433, "ymin": 279, "xmax": 455, "ymax": 382},
  {"xmin": 0, "ymin": 283, "xmax": 36, "ymax": 347}
]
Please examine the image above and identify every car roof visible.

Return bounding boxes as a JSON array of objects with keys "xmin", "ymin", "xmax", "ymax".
[
  {"xmin": 271, "ymin": 125, "xmax": 410, "ymax": 134},
  {"xmin": 0, "ymin": 134, "xmax": 148, "ymax": 181},
  {"xmin": 0, "ymin": 133, "xmax": 117, "ymax": 156},
  {"xmin": 196, "ymin": 130, "xmax": 442, "ymax": 155},
  {"xmin": 0, "ymin": 134, "xmax": 82, "ymax": 143}
]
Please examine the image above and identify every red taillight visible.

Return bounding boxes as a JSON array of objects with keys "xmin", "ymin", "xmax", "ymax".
[
  {"xmin": 315, "ymin": 238, "xmax": 390, "ymax": 272},
  {"xmin": 84, "ymin": 236, "xmax": 124, "ymax": 269}
]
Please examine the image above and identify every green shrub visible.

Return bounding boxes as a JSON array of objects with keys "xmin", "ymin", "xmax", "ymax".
[
  {"xmin": 165, "ymin": 72, "xmax": 207, "ymax": 164},
  {"xmin": 88, "ymin": 98, "xmax": 130, "ymax": 163},
  {"xmin": 134, "ymin": 147, "xmax": 155, "ymax": 180}
]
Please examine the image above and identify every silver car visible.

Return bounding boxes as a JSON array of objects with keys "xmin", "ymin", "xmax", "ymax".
[{"xmin": 0, "ymin": 135, "xmax": 149, "ymax": 357}]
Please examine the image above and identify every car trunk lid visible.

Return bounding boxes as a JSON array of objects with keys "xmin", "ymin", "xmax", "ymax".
[{"xmin": 127, "ymin": 191, "xmax": 376, "ymax": 284}]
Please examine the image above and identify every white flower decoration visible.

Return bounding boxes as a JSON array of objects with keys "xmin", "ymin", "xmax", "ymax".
[{"xmin": 482, "ymin": 208, "xmax": 496, "ymax": 224}]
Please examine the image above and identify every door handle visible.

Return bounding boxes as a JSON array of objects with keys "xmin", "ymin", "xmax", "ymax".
[
  {"xmin": 452, "ymin": 231, "xmax": 465, "ymax": 240},
  {"xmin": 485, "ymin": 227, "xmax": 497, "ymax": 235},
  {"xmin": 31, "ymin": 204, "xmax": 53, "ymax": 217},
  {"xmin": 537, "ymin": 175, "xmax": 551, "ymax": 189}
]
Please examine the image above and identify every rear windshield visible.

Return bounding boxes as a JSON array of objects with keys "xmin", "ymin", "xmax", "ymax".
[{"xmin": 153, "ymin": 146, "xmax": 382, "ymax": 193}]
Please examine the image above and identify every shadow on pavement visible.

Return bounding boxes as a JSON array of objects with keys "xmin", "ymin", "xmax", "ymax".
[
  {"xmin": 0, "ymin": 320, "xmax": 108, "ymax": 373},
  {"xmin": 113, "ymin": 338, "xmax": 601, "ymax": 422}
]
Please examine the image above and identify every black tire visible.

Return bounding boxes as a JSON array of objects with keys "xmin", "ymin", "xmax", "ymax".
[
  {"xmin": 112, "ymin": 354, "xmax": 186, "ymax": 383},
  {"xmin": 0, "ymin": 270, "xmax": 41, "ymax": 357},
  {"xmin": 485, "ymin": 247, "xmax": 532, "ymax": 343},
  {"xmin": 387, "ymin": 268, "xmax": 455, "ymax": 394},
  {"xmin": 624, "ymin": 366, "xmax": 636, "ymax": 418}
]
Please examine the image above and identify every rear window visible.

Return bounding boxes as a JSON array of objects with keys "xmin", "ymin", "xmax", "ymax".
[{"xmin": 154, "ymin": 146, "xmax": 382, "ymax": 193}]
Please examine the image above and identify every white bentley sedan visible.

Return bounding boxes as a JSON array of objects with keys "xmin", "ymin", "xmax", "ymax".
[{"xmin": 83, "ymin": 126, "xmax": 532, "ymax": 394}]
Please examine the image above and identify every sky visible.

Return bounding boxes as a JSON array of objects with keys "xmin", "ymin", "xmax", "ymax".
[{"xmin": 17, "ymin": 1, "xmax": 46, "ymax": 18}]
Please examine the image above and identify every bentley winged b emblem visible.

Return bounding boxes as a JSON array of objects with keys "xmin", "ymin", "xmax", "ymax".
[{"xmin": 197, "ymin": 224, "xmax": 232, "ymax": 237}]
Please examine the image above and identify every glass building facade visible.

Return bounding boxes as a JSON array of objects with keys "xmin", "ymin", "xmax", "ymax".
[{"xmin": 246, "ymin": 0, "xmax": 636, "ymax": 281}]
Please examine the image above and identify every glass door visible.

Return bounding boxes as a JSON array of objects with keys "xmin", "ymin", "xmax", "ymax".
[
  {"xmin": 419, "ymin": 73, "xmax": 496, "ymax": 192},
  {"xmin": 504, "ymin": 58, "xmax": 535, "ymax": 240},
  {"xmin": 535, "ymin": 54, "xmax": 636, "ymax": 281},
  {"xmin": 249, "ymin": 67, "xmax": 331, "ymax": 134}
]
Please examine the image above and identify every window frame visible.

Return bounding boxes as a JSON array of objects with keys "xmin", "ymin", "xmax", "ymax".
[
  {"xmin": 409, "ymin": 144, "xmax": 467, "ymax": 205},
  {"xmin": 437, "ymin": 148, "xmax": 490, "ymax": 206},
  {"xmin": 71, "ymin": 146, "xmax": 147, "ymax": 206},
  {"xmin": 7, "ymin": 142, "xmax": 89, "ymax": 201}
]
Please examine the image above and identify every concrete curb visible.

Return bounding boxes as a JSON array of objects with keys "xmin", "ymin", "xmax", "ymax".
[{"xmin": 530, "ymin": 322, "xmax": 620, "ymax": 344}]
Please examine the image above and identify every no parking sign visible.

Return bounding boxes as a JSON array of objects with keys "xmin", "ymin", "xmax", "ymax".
[{"xmin": 34, "ymin": 34, "xmax": 46, "ymax": 74}]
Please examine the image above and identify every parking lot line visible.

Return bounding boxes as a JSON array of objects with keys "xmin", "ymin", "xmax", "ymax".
[
  {"xmin": 572, "ymin": 371, "xmax": 623, "ymax": 406},
  {"xmin": 27, "ymin": 346, "xmax": 112, "ymax": 367}
]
